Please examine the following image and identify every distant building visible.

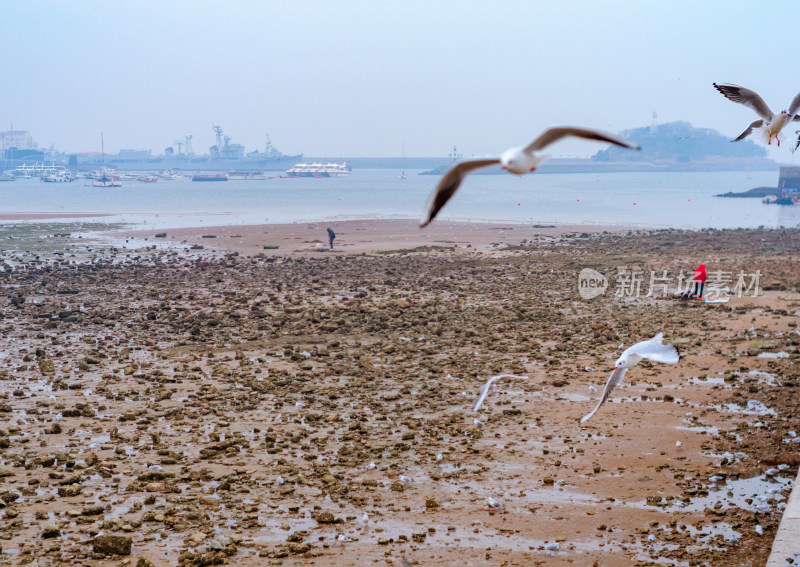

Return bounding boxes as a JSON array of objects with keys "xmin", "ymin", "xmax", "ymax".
[
  {"xmin": 0, "ymin": 130, "xmax": 36, "ymax": 150},
  {"xmin": 118, "ymin": 148, "xmax": 152, "ymax": 161}
]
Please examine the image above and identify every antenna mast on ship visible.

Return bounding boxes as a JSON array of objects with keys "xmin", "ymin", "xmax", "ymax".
[{"xmin": 213, "ymin": 125, "xmax": 224, "ymax": 151}]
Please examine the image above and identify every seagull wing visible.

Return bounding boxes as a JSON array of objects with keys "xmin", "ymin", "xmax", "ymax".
[
  {"xmin": 732, "ymin": 120, "xmax": 764, "ymax": 142},
  {"xmin": 788, "ymin": 91, "xmax": 800, "ymax": 116},
  {"xmin": 628, "ymin": 333, "xmax": 679, "ymax": 364},
  {"xmin": 473, "ymin": 374, "xmax": 527, "ymax": 412},
  {"xmin": 472, "ymin": 378, "xmax": 494, "ymax": 412},
  {"xmin": 580, "ymin": 367, "xmax": 627, "ymax": 423},
  {"xmin": 524, "ymin": 127, "xmax": 640, "ymax": 153},
  {"xmin": 713, "ymin": 83, "xmax": 774, "ymax": 121},
  {"xmin": 421, "ymin": 158, "xmax": 500, "ymax": 228}
]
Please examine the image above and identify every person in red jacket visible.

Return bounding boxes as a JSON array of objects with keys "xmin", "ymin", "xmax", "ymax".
[{"xmin": 692, "ymin": 263, "xmax": 707, "ymax": 299}]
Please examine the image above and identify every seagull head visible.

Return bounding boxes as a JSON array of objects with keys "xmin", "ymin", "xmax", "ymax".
[
  {"xmin": 614, "ymin": 352, "xmax": 631, "ymax": 369},
  {"xmin": 500, "ymin": 146, "xmax": 538, "ymax": 174}
]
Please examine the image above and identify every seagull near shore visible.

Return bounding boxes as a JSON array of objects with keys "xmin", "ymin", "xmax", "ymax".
[
  {"xmin": 420, "ymin": 127, "xmax": 640, "ymax": 227},
  {"xmin": 580, "ymin": 333, "xmax": 679, "ymax": 423},
  {"xmin": 712, "ymin": 83, "xmax": 800, "ymax": 146},
  {"xmin": 473, "ymin": 374, "xmax": 528, "ymax": 412}
]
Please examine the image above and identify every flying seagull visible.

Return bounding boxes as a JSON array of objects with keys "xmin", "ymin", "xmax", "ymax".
[
  {"xmin": 580, "ymin": 333, "xmax": 679, "ymax": 423},
  {"xmin": 473, "ymin": 374, "xmax": 528, "ymax": 412},
  {"xmin": 420, "ymin": 127, "xmax": 640, "ymax": 227},
  {"xmin": 713, "ymin": 83, "xmax": 800, "ymax": 146}
]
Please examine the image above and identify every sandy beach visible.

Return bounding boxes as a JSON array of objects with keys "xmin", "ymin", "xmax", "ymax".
[
  {"xmin": 119, "ymin": 219, "xmax": 633, "ymax": 256},
  {"xmin": 0, "ymin": 218, "xmax": 797, "ymax": 566}
]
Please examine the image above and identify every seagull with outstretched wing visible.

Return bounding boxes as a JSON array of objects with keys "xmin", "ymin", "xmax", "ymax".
[
  {"xmin": 420, "ymin": 127, "xmax": 640, "ymax": 227},
  {"xmin": 472, "ymin": 374, "xmax": 528, "ymax": 412},
  {"xmin": 580, "ymin": 333, "xmax": 679, "ymax": 423},
  {"xmin": 713, "ymin": 83, "xmax": 800, "ymax": 146}
]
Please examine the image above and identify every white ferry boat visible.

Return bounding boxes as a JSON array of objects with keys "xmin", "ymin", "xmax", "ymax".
[
  {"xmin": 42, "ymin": 170, "xmax": 76, "ymax": 183},
  {"xmin": 285, "ymin": 162, "xmax": 351, "ymax": 178},
  {"xmin": 6, "ymin": 163, "xmax": 67, "ymax": 178}
]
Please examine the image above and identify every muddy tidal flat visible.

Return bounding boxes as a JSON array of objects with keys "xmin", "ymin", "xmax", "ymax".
[{"xmin": 0, "ymin": 221, "xmax": 798, "ymax": 566}]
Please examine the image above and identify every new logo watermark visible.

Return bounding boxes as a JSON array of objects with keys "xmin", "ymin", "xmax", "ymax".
[
  {"xmin": 578, "ymin": 268, "xmax": 608, "ymax": 299},
  {"xmin": 578, "ymin": 268, "xmax": 762, "ymax": 299}
]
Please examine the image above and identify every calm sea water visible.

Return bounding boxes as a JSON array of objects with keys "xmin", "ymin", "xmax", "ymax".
[{"xmin": 0, "ymin": 169, "xmax": 798, "ymax": 230}]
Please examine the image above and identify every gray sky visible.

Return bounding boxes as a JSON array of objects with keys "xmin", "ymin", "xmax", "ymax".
[{"xmin": 2, "ymin": 0, "xmax": 797, "ymax": 159}]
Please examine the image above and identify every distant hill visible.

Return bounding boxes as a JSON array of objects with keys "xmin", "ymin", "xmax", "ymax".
[
  {"xmin": 593, "ymin": 121, "xmax": 768, "ymax": 162},
  {"xmin": 421, "ymin": 121, "xmax": 779, "ymax": 175}
]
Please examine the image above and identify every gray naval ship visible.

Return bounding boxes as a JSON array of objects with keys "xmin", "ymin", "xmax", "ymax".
[
  {"xmin": 158, "ymin": 125, "xmax": 301, "ymax": 171},
  {"xmin": 101, "ymin": 125, "xmax": 302, "ymax": 172}
]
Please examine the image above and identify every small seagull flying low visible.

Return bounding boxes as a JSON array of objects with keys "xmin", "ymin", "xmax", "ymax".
[
  {"xmin": 420, "ymin": 127, "xmax": 640, "ymax": 227},
  {"xmin": 580, "ymin": 333, "xmax": 679, "ymax": 423},
  {"xmin": 713, "ymin": 83, "xmax": 800, "ymax": 146},
  {"xmin": 473, "ymin": 374, "xmax": 528, "ymax": 412}
]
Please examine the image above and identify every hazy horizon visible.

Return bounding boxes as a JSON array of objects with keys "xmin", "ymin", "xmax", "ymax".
[{"xmin": 3, "ymin": 1, "xmax": 800, "ymax": 162}]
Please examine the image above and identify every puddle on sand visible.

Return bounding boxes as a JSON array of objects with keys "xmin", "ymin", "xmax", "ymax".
[
  {"xmin": 746, "ymin": 370, "xmax": 779, "ymax": 385},
  {"xmin": 676, "ymin": 424, "xmax": 722, "ymax": 436},
  {"xmin": 632, "ymin": 522, "xmax": 740, "ymax": 567},
  {"xmin": 352, "ymin": 517, "xmax": 629, "ymax": 556},
  {"xmin": 662, "ymin": 473, "xmax": 793, "ymax": 513},
  {"xmin": 756, "ymin": 351, "xmax": 789, "ymax": 359},
  {"xmin": 688, "ymin": 376, "xmax": 728, "ymax": 387},
  {"xmin": 714, "ymin": 400, "xmax": 776, "ymax": 416}
]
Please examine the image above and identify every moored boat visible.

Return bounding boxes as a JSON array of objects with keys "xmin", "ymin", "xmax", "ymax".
[
  {"xmin": 137, "ymin": 175, "xmax": 158, "ymax": 183},
  {"xmin": 285, "ymin": 162, "xmax": 351, "ymax": 178},
  {"xmin": 92, "ymin": 178, "xmax": 122, "ymax": 187},
  {"xmin": 42, "ymin": 170, "xmax": 76, "ymax": 183},
  {"xmin": 192, "ymin": 173, "xmax": 228, "ymax": 181},
  {"xmin": 6, "ymin": 163, "xmax": 66, "ymax": 178},
  {"xmin": 227, "ymin": 171, "xmax": 266, "ymax": 180},
  {"xmin": 159, "ymin": 169, "xmax": 183, "ymax": 180}
]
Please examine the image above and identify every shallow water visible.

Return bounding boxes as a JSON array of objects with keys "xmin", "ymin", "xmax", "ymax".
[
  {"xmin": 663, "ymin": 473, "xmax": 793, "ymax": 513},
  {"xmin": 1, "ymin": 169, "xmax": 798, "ymax": 229}
]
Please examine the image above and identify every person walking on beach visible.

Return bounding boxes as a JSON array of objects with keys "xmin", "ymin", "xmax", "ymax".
[
  {"xmin": 327, "ymin": 227, "xmax": 336, "ymax": 250},
  {"xmin": 691, "ymin": 263, "xmax": 707, "ymax": 299}
]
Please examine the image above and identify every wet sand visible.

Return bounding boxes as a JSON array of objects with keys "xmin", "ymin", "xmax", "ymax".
[
  {"xmin": 118, "ymin": 219, "xmax": 633, "ymax": 256},
  {"xmin": 0, "ymin": 213, "xmax": 112, "ymax": 221},
  {"xmin": 0, "ymin": 222, "xmax": 798, "ymax": 566}
]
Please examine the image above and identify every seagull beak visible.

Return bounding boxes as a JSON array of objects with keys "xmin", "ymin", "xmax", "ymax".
[{"xmin": 612, "ymin": 366, "xmax": 618, "ymax": 369}]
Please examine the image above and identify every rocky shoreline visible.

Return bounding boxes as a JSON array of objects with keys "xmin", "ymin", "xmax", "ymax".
[
  {"xmin": 0, "ymin": 225, "xmax": 797, "ymax": 566},
  {"xmin": 715, "ymin": 187, "xmax": 779, "ymax": 198}
]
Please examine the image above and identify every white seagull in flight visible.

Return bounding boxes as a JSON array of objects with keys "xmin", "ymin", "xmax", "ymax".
[
  {"xmin": 473, "ymin": 374, "xmax": 528, "ymax": 412},
  {"xmin": 713, "ymin": 83, "xmax": 800, "ymax": 146},
  {"xmin": 420, "ymin": 127, "xmax": 640, "ymax": 227},
  {"xmin": 580, "ymin": 333, "xmax": 679, "ymax": 423}
]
